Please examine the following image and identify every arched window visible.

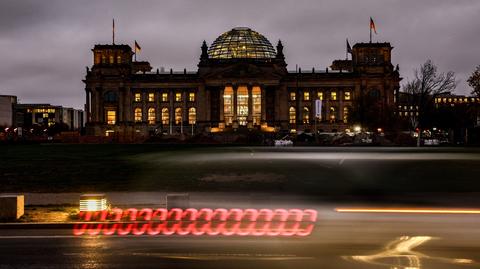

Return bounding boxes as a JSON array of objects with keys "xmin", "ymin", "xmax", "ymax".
[
  {"xmin": 103, "ymin": 91, "xmax": 118, "ymax": 103},
  {"xmin": 116, "ymin": 55, "xmax": 122, "ymax": 64},
  {"xmin": 148, "ymin": 108, "xmax": 156, "ymax": 124},
  {"xmin": 109, "ymin": 55, "xmax": 114, "ymax": 64},
  {"xmin": 188, "ymin": 107, "xmax": 196, "ymax": 124},
  {"xmin": 161, "ymin": 108, "xmax": 169, "ymax": 125},
  {"xmin": 303, "ymin": 107, "xmax": 310, "ymax": 124},
  {"xmin": 223, "ymin": 86, "xmax": 234, "ymax": 125},
  {"xmin": 134, "ymin": 108, "xmax": 142, "ymax": 122},
  {"xmin": 175, "ymin": 107, "xmax": 182, "ymax": 125},
  {"xmin": 343, "ymin": 107, "xmax": 349, "ymax": 123},
  {"xmin": 330, "ymin": 106, "xmax": 337, "ymax": 123},
  {"xmin": 289, "ymin": 107, "xmax": 296, "ymax": 124},
  {"xmin": 101, "ymin": 55, "xmax": 107, "ymax": 64}
]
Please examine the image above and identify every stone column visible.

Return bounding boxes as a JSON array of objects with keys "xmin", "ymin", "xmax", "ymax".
[
  {"xmin": 233, "ymin": 85, "xmax": 238, "ymax": 122},
  {"xmin": 338, "ymin": 88, "xmax": 344, "ymax": 123},
  {"xmin": 219, "ymin": 86, "xmax": 224, "ymax": 123},
  {"xmin": 247, "ymin": 85, "xmax": 253, "ymax": 122},
  {"xmin": 169, "ymin": 89, "xmax": 174, "ymax": 134},
  {"xmin": 85, "ymin": 89, "xmax": 90, "ymax": 123},
  {"xmin": 118, "ymin": 88, "xmax": 124, "ymax": 123},
  {"xmin": 261, "ymin": 87, "xmax": 267, "ymax": 122}
]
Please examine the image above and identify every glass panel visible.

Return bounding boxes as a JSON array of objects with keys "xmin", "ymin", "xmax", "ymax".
[
  {"xmin": 252, "ymin": 86, "xmax": 261, "ymax": 125},
  {"xmin": 107, "ymin": 110, "xmax": 116, "ymax": 125},
  {"xmin": 134, "ymin": 108, "xmax": 142, "ymax": 122},
  {"xmin": 237, "ymin": 86, "xmax": 248, "ymax": 126},
  {"xmin": 289, "ymin": 107, "xmax": 296, "ymax": 124},
  {"xmin": 303, "ymin": 107, "xmax": 309, "ymax": 124},
  {"xmin": 148, "ymin": 108, "xmax": 156, "ymax": 124},
  {"xmin": 223, "ymin": 86, "xmax": 234, "ymax": 126},
  {"xmin": 148, "ymin": 93, "xmax": 155, "ymax": 102},
  {"xmin": 344, "ymin": 91, "xmax": 351, "ymax": 100},
  {"xmin": 162, "ymin": 93, "xmax": 168, "ymax": 102},
  {"xmin": 161, "ymin": 108, "xmax": 169, "ymax": 125},
  {"xmin": 175, "ymin": 108, "xmax": 182, "ymax": 125},
  {"xmin": 134, "ymin": 93, "xmax": 141, "ymax": 102},
  {"xmin": 188, "ymin": 107, "xmax": 196, "ymax": 124},
  {"xmin": 304, "ymin": 91, "xmax": 310, "ymax": 101}
]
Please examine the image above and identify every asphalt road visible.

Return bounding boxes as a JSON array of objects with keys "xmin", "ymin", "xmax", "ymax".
[{"xmin": 1, "ymin": 207, "xmax": 479, "ymax": 269}]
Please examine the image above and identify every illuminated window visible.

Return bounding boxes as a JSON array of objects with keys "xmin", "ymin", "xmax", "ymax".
[
  {"xmin": 189, "ymin": 92, "xmax": 195, "ymax": 102},
  {"xmin": 303, "ymin": 107, "xmax": 309, "ymax": 124},
  {"xmin": 344, "ymin": 91, "xmax": 351, "ymax": 100},
  {"xmin": 330, "ymin": 107, "xmax": 336, "ymax": 122},
  {"xmin": 109, "ymin": 55, "xmax": 114, "ymax": 64},
  {"xmin": 343, "ymin": 107, "xmax": 349, "ymax": 123},
  {"xmin": 161, "ymin": 108, "xmax": 169, "ymax": 124},
  {"xmin": 224, "ymin": 86, "xmax": 234, "ymax": 125},
  {"xmin": 117, "ymin": 55, "xmax": 122, "ymax": 64},
  {"xmin": 317, "ymin": 92, "xmax": 323, "ymax": 101},
  {"xmin": 237, "ymin": 86, "xmax": 248, "ymax": 126},
  {"xmin": 134, "ymin": 93, "xmax": 141, "ymax": 102},
  {"xmin": 148, "ymin": 93, "xmax": 155, "ymax": 102},
  {"xmin": 188, "ymin": 107, "xmax": 196, "ymax": 124},
  {"xmin": 290, "ymin": 92, "xmax": 296, "ymax": 101},
  {"xmin": 331, "ymin": 91, "xmax": 337, "ymax": 100},
  {"xmin": 304, "ymin": 91, "xmax": 310, "ymax": 101},
  {"xmin": 101, "ymin": 55, "xmax": 107, "ymax": 64},
  {"xmin": 175, "ymin": 108, "xmax": 182, "ymax": 124},
  {"xmin": 252, "ymin": 86, "xmax": 261, "ymax": 125},
  {"xmin": 289, "ymin": 107, "xmax": 296, "ymax": 124},
  {"xmin": 147, "ymin": 108, "xmax": 156, "ymax": 124},
  {"xmin": 162, "ymin": 93, "xmax": 168, "ymax": 102},
  {"xmin": 175, "ymin": 93, "xmax": 182, "ymax": 102},
  {"xmin": 107, "ymin": 110, "xmax": 116, "ymax": 125},
  {"xmin": 134, "ymin": 108, "xmax": 142, "ymax": 122}
]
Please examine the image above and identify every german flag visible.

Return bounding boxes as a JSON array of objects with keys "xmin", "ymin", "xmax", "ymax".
[
  {"xmin": 370, "ymin": 17, "xmax": 377, "ymax": 34},
  {"xmin": 134, "ymin": 40, "xmax": 141, "ymax": 53}
]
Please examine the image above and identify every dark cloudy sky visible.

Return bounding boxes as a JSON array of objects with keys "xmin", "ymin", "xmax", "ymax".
[{"xmin": 1, "ymin": 0, "xmax": 479, "ymax": 109}]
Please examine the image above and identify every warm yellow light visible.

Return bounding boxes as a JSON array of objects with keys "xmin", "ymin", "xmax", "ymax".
[
  {"xmin": 335, "ymin": 208, "xmax": 480, "ymax": 214},
  {"xmin": 353, "ymin": 125, "xmax": 361, "ymax": 132},
  {"xmin": 79, "ymin": 194, "xmax": 108, "ymax": 212}
]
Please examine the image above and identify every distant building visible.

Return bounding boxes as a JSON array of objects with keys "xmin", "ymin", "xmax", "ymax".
[
  {"xmin": 0, "ymin": 95, "xmax": 17, "ymax": 127},
  {"xmin": 15, "ymin": 104, "xmax": 84, "ymax": 131},
  {"xmin": 84, "ymin": 27, "xmax": 401, "ymax": 137}
]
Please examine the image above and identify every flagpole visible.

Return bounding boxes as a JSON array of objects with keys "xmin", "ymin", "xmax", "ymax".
[
  {"xmin": 345, "ymin": 39, "xmax": 348, "ymax": 60},
  {"xmin": 369, "ymin": 25, "xmax": 372, "ymax": 43},
  {"xmin": 112, "ymin": 19, "xmax": 115, "ymax": 45}
]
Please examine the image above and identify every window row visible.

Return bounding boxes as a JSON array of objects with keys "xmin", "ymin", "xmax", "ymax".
[
  {"xmin": 134, "ymin": 107, "xmax": 196, "ymax": 125},
  {"xmin": 134, "ymin": 92, "xmax": 196, "ymax": 102},
  {"xmin": 289, "ymin": 90, "xmax": 351, "ymax": 101},
  {"xmin": 288, "ymin": 106, "xmax": 350, "ymax": 124}
]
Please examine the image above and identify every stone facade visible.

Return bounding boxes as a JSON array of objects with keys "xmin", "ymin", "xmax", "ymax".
[{"xmin": 83, "ymin": 28, "xmax": 401, "ymax": 139}]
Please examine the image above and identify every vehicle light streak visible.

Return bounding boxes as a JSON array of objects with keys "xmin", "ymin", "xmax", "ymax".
[
  {"xmin": 335, "ymin": 208, "xmax": 480, "ymax": 214},
  {"xmin": 73, "ymin": 208, "xmax": 317, "ymax": 237}
]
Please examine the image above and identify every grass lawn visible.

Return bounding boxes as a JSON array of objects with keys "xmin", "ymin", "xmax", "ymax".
[{"xmin": 1, "ymin": 144, "xmax": 480, "ymax": 203}]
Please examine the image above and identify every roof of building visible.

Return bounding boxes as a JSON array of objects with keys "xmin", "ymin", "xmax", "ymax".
[
  {"xmin": 208, "ymin": 27, "xmax": 276, "ymax": 59},
  {"xmin": 353, "ymin": 42, "xmax": 392, "ymax": 48}
]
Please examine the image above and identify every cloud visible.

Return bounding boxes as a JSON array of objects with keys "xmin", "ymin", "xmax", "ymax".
[{"xmin": 0, "ymin": 0, "xmax": 479, "ymax": 108}]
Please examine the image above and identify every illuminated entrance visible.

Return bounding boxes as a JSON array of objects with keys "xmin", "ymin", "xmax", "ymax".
[{"xmin": 222, "ymin": 85, "xmax": 262, "ymax": 127}]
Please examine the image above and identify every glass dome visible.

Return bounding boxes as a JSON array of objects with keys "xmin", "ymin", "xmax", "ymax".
[{"xmin": 208, "ymin": 27, "xmax": 276, "ymax": 59}]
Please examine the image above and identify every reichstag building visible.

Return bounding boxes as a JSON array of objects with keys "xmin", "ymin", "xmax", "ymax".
[{"xmin": 83, "ymin": 27, "xmax": 401, "ymax": 138}]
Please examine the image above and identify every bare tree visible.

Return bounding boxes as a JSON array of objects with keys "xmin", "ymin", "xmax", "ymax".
[
  {"xmin": 402, "ymin": 60, "xmax": 456, "ymax": 146},
  {"xmin": 467, "ymin": 65, "xmax": 480, "ymax": 97}
]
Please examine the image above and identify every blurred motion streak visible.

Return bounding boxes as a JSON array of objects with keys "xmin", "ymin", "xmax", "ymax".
[
  {"xmin": 73, "ymin": 208, "xmax": 317, "ymax": 237},
  {"xmin": 335, "ymin": 208, "xmax": 480, "ymax": 214},
  {"xmin": 345, "ymin": 236, "xmax": 475, "ymax": 268}
]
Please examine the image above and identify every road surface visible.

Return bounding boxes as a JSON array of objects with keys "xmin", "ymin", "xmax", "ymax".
[{"xmin": 0, "ymin": 206, "xmax": 478, "ymax": 269}]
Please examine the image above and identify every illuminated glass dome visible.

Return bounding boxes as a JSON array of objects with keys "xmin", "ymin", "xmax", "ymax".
[{"xmin": 208, "ymin": 27, "xmax": 276, "ymax": 59}]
